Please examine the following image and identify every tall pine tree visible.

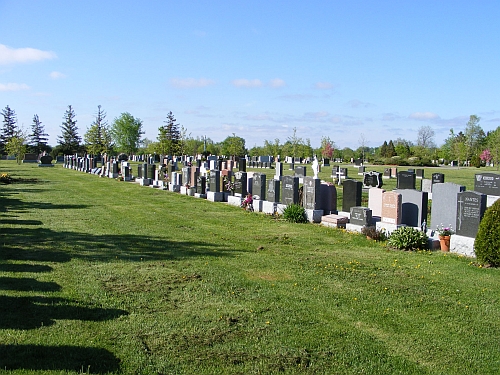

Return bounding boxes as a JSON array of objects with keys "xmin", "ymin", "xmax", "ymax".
[
  {"xmin": 58, "ymin": 105, "xmax": 81, "ymax": 155},
  {"xmin": 1, "ymin": 105, "xmax": 18, "ymax": 155},
  {"xmin": 156, "ymin": 111, "xmax": 181, "ymax": 155},
  {"xmin": 84, "ymin": 105, "xmax": 113, "ymax": 155},
  {"xmin": 29, "ymin": 114, "xmax": 49, "ymax": 154}
]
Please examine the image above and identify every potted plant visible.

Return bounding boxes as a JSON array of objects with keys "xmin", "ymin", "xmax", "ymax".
[{"xmin": 437, "ymin": 225, "xmax": 454, "ymax": 252}]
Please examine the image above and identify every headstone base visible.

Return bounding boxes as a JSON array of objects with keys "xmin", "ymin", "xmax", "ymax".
[
  {"xmin": 139, "ymin": 178, "xmax": 151, "ymax": 186},
  {"xmin": 38, "ymin": 164, "xmax": 54, "ymax": 167},
  {"xmin": 194, "ymin": 193, "xmax": 207, "ymax": 199},
  {"xmin": 109, "ymin": 173, "xmax": 119, "ymax": 178},
  {"xmin": 180, "ymin": 186, "xmax": 195, "ymax": 195},
  {"xmin": 169, "ymin": 183, "xmax": 180, "ymax": 192},
  {"xmin": 252, "ymin": 199, "xmax": 263, "ymax": 212},
  {"xmin": 23, "ymin": 160, "xmax": 38, "ymax": 163},
  {"xmin": 450, "ymin": 235, "xmax": 476, "ymax": 257},
  {"xmin": 487, "ymin": 195, "xmax": 500, "ymax": 207},
  {"xmin": 376, "ymin": 222, "xmax": 406, "ymax": 235},
  {"xmin": 346, "ymin": 223, "xmax": 364, "ymax": 233},
  {"xmin": 321, "ymin": 214, "xmax": 348, "ymax": 228},
  {"xmin": 305, "ymin": 209, "xmax": 323, "ymax": 223},
  {"xmin": 262, "ymin": 201, "xmax": 277, "ymax": 215},
  {"xmin": 276, "ymin": 203, "xmax": 287, "ymax": 215},
  {"xmin": 207, "ymin": 191, "xmax": 224, "ymax": 202},
  {"xmin": 227, "ymin": 195, "xmax": 243, "ymax": 207},
  {"xmin": 337, "ymin": 211, "xmax": 351, "ymax": 219}
]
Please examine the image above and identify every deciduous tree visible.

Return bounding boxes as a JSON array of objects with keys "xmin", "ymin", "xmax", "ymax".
[{"xmin": 111, "ymin": 112, "xmax": 144, "ymax": 155}]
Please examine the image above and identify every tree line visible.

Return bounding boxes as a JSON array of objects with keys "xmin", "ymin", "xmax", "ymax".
[{"xmin": 1, "ymin": 104, "xmax": 499, "ymax": 168}]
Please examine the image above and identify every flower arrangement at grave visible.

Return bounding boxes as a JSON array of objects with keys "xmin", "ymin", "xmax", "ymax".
[
  {"xmin": 436, "ymin": 225, "xmax": 454, "ymax": 252},
  {"xmin": 437, "ymin": 225, "xmax": 454, "ymax": 237},
  {"xmin": 224, "ymin": 178, "xmax": 235, "ymax": 193}
]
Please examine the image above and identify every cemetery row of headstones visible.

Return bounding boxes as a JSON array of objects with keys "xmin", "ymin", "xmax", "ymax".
[{"xmin": 61, "ymin": 154, "xmax": 500, "ymax": 257}]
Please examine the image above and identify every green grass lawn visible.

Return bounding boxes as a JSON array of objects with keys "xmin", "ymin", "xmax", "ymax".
[{"xmin": 1, "ymin": 161, "xmax": 499, "ymax": 374}]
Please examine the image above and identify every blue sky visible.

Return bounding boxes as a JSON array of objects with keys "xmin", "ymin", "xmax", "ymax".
[{"xmin": 1, "ymin": 0, "xmax": 499, "ymax": 150}]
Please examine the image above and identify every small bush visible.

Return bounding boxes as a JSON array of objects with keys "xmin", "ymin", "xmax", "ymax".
[
  {"xmin": 474, "ymin": 199, "xmax": 500, "ymax": 266},
  {"xmin": 361, "ymin": 226, "xmax": 387, "ymax": 241},
  {"xmin": 387, "ymin": 227, "xmax": 428, "ymax": 251},
  {"xmin": 283, "ymin": 204, "xmax": 308, "ymax": 223}
]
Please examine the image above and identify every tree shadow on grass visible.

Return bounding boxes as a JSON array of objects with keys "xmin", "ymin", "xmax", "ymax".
[
  {"xmin": 1, "ymin": 226, "xmax": 236, "ymax": 263},
  {"xmin": 0, "ymin": 277, "xmax": 61, "ymax": 292},
  {"xmin": 0, "ymin": 295, "xmax": 128, "ymax": 330},
  {"xmin": 0, "ymin": 344, "xmax": 120, "ymax": 373},
  {"xmin": 0, "ymin": 263, "xmax": 53, "ymax": 273}
]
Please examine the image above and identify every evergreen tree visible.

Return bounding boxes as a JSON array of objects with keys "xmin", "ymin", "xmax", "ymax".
[
  {"xmin": 84, "ymin": 105, "xmax": 113, "ymax": 155},
  {"xmin": 156, "ymin": 111, "xmax": 181, "ymax": 155},
  {"xmin": 1, "ymin": 105, "xmax": 18, "ymax": 154},
  {"xmin": 29, "ymin": 114, "xmax": 49, "ymax": 154},
  {"xmin": 387, "ymin": 140, "xmax": 396, "ymax": 157},
  {"xmin": 380, "ymin": 141, "xmax": 388, "ymax": 158},
  {"xmin": 58, "ymin": 105, "xmax": 81, "ymax": 155}
]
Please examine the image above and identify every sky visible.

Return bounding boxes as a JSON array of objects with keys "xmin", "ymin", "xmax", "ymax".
[{"xmin": 1, "ymin": 0, "xmax": 499, "ymax": 151}]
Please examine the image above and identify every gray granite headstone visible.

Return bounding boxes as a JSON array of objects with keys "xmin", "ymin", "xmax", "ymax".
[
  {"xmin": 431, "ymin": 182, "xmax": 465, "ymax": 231},
  {"xmin": 415, "ymin": 169, "xmax": 424, "ymax": 179},
  {"xmin": 182, "ymin": 167, "xmax": 191, "ymax": 186},
  {"xmin": 456, "ymin": 191, "xmax": 487, "ymax": 238},
  {"xmin": 421, "ymin": 179, "xmax": 432, "ymax": 195},
  {"xmin": 342, "ymin": 179, "xmax": 362, "ymax": 212},
  {"xmin": 394, "ymin": 189, "xmax": 428, "ymax": 228},
  {"xmin": 281, "ymin": 175, "xmax": 299, "ymax": 205},
  {"xmin": 350, "ymin": 207, "xmax": 372, "ymax": 226},
  {"xmin": 294, "ymin": 166, "xmax": 306, "ymax": 177},
  {"xmin": 474, "ymin": 173, "xmax": 500, "ymax": 196},
  {"xmin": 302, "ymin": 176, "xmax": 321, "ymax": 210}
]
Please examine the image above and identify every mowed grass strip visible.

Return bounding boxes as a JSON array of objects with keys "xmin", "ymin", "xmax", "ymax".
[{"xmin": 0, "ymin": 161, "xmax": 499, "ymax": 374}]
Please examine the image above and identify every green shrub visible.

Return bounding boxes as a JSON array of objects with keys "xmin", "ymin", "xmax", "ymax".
[
  {"xmin": 387, "ymin": 227, "xmax": 428, "ymax": 251},
  {"xmin": 283, "ymin": 204, "xmax": 308, "ymax": 223},
  {"xmin": 361, "ymin": 226, "xmax": 387, "ymax": 241},
  {"xmin": 474, "ymin": 199, "xmax": 500, "ymax": 266}
]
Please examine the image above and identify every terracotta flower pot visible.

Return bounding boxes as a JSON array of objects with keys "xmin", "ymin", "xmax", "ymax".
[{"xmin": 439, "ymin": 235, "xmax": 451, "ymax": 252}]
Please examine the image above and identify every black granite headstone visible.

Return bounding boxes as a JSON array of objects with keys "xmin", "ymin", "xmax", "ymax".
[
  {"xmin": 234, "ymin": 171, "xmax": 247, "ymax": 196},
  {"xmin": 363, "ymin": 171, "xmax": 383, "ymax": 188},
  {"xmin": 397, "ymin": 171, "xmax": 416, "ymax": 189},
  {"xmin": 197, "ymin": 176, "xmax": 206, "ymax": 194},
  {"xmin": 342, "ymin": 179, "xmax": 362, "ymax": 212},
  {"xmin": 267, "ymin": 179, "xmax": 280, "ymax": 203},
  {"xmin": 281, "ymin": 175, "xmax": 299, "ymax": 205},
  {"xmin": 303, "ymin": 176, "xmax": 321, "ymax": 210},
  {"xmin": 350, "ymin": 207, "xmax": 372, "ymax": 226},
  {"xmin": 474, "ymin": 173, "xmax": 500, "ymax": 196},
  {"xmin": 432, "ymin": 173, "xmax": 445, "ymax": 184},
  {"xmin": 456, "ymin": 191, "xmax": 487, "ymax": 238},
  {"xmin": 209, "ymin": 171, "xmax": 220, "ymax": 192},
  {"xmin": 252, "ymin": 173, "xmax": 266, "ymax": 200}
]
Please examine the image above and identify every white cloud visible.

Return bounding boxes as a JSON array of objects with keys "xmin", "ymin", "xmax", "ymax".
[
  {"xmin": 347, "ymin": 99, "xmax": 373, "ymax": 108},
  {"xmin": 269, "ymin": 78, "xmax": 286, "ymax": 88},
  {"xmin": 49, "ymin": 71, "xmax": 66, "ymax": 79},
  {"xmin": 170, "ymin": 77, "xmax": 215, "ymax": 88},
  {"xmin": 314, "ymin": 81, "xmax": 334, "ymax": 90},
  {"xmin": 0, "ymin": 83, "xmax": 30, "ymax": 91},
  {"xmin": 0, "ymin": 44, "xmax": 56, "ymax": 65},
  {"xmin": 232, "ymin": 78, "xmax": 263, "ymax": 88},
  {"xmin": 409, "ymin": 111, "xmax": 440, "ymax": 120}
]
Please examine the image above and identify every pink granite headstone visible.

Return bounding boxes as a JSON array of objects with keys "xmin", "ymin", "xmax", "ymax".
[{"xmin": 381, "ymin": 191, "xmax": 402, "ymax": 225}]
